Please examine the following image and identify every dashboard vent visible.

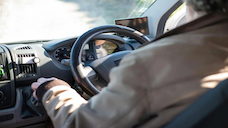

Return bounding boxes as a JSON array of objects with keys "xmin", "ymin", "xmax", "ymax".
[
  {"xmin": 19, "ymin": 64, "xmax": 36, "ymax": 75},
  {"xmin": 16, "ymin": 46, "xmax": 32, "ymax": 50},
  {"xmin": 16, "ymin": 53, "xmax": 37, "ymax": 78},
  {"xmin": 17, "ymin": 54, "xmax": 35, "ymax": 58}
]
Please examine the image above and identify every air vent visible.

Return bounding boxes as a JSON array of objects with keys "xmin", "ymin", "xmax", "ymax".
[
  {"xmin": 19, "ymin": 64, "xmax": 36, "ymax": 75},
  {"xmin": 16, "ymin": 53, "xmax": 37, "ymax": 78},
  {"xmin": 16, "ymin": 46, "xmax": 32, "ymax": 50},
  {"xmin": 17, "ymin": 54, "xmax": 35, "ymax": 58}
]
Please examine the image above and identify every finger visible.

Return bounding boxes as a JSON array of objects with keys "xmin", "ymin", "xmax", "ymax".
[
  {"xmin": 46, "ymin": 77, "xmax": 57, "ymax": 81},
  {"xmin": 31, "ymin": 82, "xmax": 40, "ymax": 91},
  {"xmin": 37, "ymin": 77, "xmax": 46, "ymax": 83},
  {"xmin": 37, "ymin": 77, "xmax": 57, "ymax": 84},
  {"xmin": 33, "ymin": 91, "xmax": 37, "ymax": 99},
  {"xmin": 32, "ymin": 78, "xmax": 58, "ymax": 91}
]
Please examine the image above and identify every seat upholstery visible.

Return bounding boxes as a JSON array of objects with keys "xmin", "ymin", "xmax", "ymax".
[{"xmin": 164, "ymin": 79, "xmax": 228, "ymax": 128}]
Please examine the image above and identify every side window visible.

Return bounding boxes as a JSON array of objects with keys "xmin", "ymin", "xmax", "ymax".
[{"xmin": 164, "ymin": 3, "xmax": 186, "ymax": 33}]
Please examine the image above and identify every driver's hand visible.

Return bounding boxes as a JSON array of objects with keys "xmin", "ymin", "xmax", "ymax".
[{"xmin": 31, "ymin": 77, "xmax": 57, "ymax": 98}]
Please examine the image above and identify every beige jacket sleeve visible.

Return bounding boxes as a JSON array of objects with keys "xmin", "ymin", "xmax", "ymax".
[{"xmin": 41, "ymin": 54, "xmax": 150, "ymax": 128}]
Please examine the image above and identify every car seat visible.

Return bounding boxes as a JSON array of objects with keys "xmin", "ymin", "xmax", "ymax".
[{"xmin": 163, "ymin": 79, "xmax": 228, "ymax": 128}]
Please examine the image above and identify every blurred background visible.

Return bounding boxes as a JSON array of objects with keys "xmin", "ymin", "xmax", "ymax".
[{"xmin": 0, "ymin": 0, "xmax": 155, "ymax": 43}]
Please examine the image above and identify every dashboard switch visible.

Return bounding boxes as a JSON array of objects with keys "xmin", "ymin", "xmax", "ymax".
[{"xmin": 33, "ymin": 57, "xmax": 40, "ymax": 63}]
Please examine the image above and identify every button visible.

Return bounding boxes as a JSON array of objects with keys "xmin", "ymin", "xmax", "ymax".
[{"xmin": 33, "ymin": 57, "xmax": 40, "ymax": 63}]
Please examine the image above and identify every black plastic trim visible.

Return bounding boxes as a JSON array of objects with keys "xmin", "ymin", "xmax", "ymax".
[
  {"xmin": 0, "ymin": 114, "xmax": 13, "ymax": 122},
  {"xmin": 156, "ymin": 1, "xmax": 183, "ymax": 37}
]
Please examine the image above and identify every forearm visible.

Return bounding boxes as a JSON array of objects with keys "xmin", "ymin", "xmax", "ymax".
[
  {"xmin": 42, "ymin": 85, "xmax": 87, "ymax": 128},
  {"xmin": 42, "ymin": 85, "xmax": 148, "ymax": 128},
  {"xmin": 37, "ymin": 54, "xmax": 150, "ymax": 128},
  {"xmin": 36, "ymin": 79, "xmax": 88, "ymax": 128}
]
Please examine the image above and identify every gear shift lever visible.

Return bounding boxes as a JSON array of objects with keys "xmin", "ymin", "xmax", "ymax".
[{"xmin": 21, "ymin": 86, "xmax": 46, "ymax": 119}]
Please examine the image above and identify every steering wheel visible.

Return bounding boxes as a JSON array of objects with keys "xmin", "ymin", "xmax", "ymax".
[{"xmin": 70, "ymin": 25, "xmax": 150, "ymax": 96}]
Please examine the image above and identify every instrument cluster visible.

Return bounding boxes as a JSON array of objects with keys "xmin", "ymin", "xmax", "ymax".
[{"xmin": 53, "ymin": 40, "xmax": 118, "ymax": 64}]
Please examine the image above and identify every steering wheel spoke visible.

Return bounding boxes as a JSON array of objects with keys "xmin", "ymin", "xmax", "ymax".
[
  {"xmin": 82, "ymin": 66, "xmax": 97, "ymax": 78},
  {"xmin": 84, "ymin": 66, "xmax": 108, "ymax": 89}
]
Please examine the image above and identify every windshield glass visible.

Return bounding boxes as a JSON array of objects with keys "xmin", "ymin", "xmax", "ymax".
[{"xmin": 0, "ymin": 0, "xmax": 156, "ymax": 43}]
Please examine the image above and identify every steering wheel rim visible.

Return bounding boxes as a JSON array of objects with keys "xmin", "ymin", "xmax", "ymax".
[{"xmin": 70, "ymin": 25, "xmax": 151, "ymax": 96}]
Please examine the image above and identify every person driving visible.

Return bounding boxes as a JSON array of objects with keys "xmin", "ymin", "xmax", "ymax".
[{"xmin": 31, "ymin": 0, "xmax": 228, "ymax": 127}]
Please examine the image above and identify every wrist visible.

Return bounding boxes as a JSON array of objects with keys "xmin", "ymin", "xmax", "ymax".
[{"xmin": 36, "ymin": 79, "xmax": 71, "ymax": 100}]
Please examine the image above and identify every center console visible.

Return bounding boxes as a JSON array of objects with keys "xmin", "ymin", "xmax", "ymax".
[
  {"xmin": 0, "ymin": 45, "xmax": 50, "ymax": 128},
  {"xmin": 0, "ymin": 45, "xmax": 15, "ymax": 110}
]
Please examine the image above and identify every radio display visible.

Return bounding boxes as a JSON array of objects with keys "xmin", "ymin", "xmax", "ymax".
[{"xmin": 115, "ymin": 17, "xmax": 149, "ymax": 35}]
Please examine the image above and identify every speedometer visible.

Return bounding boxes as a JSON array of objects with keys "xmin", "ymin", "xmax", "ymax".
[{"xmin": 54, "ymin": 47, "xmax": 71, "ymax": 62}]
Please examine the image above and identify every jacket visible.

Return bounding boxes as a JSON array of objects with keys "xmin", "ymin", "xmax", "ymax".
[{"xmin": 37, "ymin": 14, "xmax": 228, "ymax": 128}]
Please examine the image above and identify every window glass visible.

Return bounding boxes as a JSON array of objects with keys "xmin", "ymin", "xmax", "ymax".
[
  {"xmin": 0, "ymin": 0, "xmax": 157, "ymax": 43},
  {"xmin": 164, "ymin": 3, "xmax": 186, "ymax": 33}
]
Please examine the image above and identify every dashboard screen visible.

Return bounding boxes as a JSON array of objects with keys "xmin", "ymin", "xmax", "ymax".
[{"xmin": 115, "ymin": 17, "xmax": 149, "ymax": 35}]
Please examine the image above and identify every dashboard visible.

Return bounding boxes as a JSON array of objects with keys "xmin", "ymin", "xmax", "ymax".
[{"xmin": 0, "ymin": 34, "xmax": 140, "ymax": 128}]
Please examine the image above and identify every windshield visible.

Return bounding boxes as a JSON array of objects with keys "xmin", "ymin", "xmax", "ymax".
[{"xmin": 0, "ymin": 0, "xmax": 156, "ymax": 43}]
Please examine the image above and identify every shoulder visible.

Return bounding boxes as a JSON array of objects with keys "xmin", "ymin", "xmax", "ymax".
[
  {"xmin": 128, "ymin": 36, "xmax": 202, "ymax": 63},
  {"xmin": 127, "ymin": 20, "xmax": 228, "ymax": 63},
  {"xmin": 123, "ymin": 34, "xmax": 224, "ymax": 76}
]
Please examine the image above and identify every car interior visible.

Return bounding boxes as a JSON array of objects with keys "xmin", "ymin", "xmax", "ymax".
[{"xmin": 0, "ymin": 0, "xmax": 228, "ymax": 127}]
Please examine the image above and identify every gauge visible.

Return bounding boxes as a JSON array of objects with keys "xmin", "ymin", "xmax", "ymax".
[
  {"xmin": 86, "ymin": 54, "xmax": 95, "ymax": 61},
  {"xmin": 54, "ymin": 47, "xmax": 71, "ymax": 62}
]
